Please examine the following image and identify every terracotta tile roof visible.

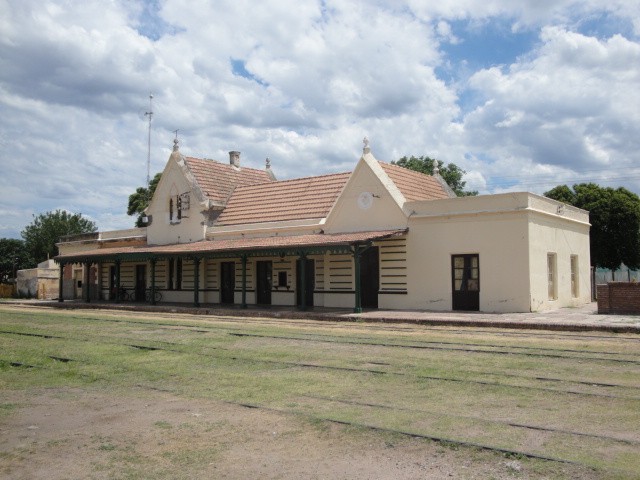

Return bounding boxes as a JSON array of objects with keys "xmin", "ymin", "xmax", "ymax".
[
  {"xmin": 216, "ymin": 172, "xmax": 351, "ymax": 226},
  {"xmin": 55, "ymin": 229, "xmax": 407, "ymax": 261},
  {"xmin": 184, "ymin": 157, "xmax": 274, "ymax": 203},
  {"xmin": 378, "ymin": 162, "xmax": 451, "ymax": 201}
]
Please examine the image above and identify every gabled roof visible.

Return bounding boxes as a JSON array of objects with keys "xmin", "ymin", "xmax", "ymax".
[
  {"xmin": 378, "ymin": 162, "xmax": 451, "ymax": 201},
  {"xmin": 216, "ymin": 172, "xmax": 351, "ymax": 226},
  {"xmin": 214, "ymin": 160, "xmax": 451, "ymax": 226},
  {"xmin": 183, "ymin": 157, "xmax": 274, "ymax": 204}
]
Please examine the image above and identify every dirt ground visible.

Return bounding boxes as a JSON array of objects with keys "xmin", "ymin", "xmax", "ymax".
[{"xmin": 1, "ymin": 387, "xmax": 600, "ymax": 480}]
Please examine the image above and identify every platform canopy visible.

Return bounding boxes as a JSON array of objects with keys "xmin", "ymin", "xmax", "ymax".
[{"xmin": 54, "ymin": 229, "xmax": 407, "ymax": 264}]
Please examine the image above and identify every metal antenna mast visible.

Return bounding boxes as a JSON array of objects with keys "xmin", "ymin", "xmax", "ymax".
[{"xmin": 144, "ymin": 93, "xmax": 153, "ymax": 187}]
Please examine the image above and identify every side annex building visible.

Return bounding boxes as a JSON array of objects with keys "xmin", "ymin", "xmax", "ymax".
[{"xmin": 55, "ymin": 139, "xmax": 591, "ymax": 313}]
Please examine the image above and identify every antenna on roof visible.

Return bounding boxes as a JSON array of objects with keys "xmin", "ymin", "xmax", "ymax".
[{"xmin": 144, "ymin": 93, "xmax": 153, "ymax": 187}]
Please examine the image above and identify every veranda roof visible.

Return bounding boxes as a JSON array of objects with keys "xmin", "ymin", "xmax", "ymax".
[{"xmin": 55, "ymin": 229, "xmax": 407, "ymax": 264}]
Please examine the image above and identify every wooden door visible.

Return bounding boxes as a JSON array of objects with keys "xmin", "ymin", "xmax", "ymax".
[
  {"xmin": 220, "ymin": 262, "xmax": 235, "ymax": 304},
  {"xmin": 135, "ymin": 264, "xmax": 146, "ymax": 302},
  {"xmin": 109, "ymin": 266, "xmax": 116, "ymax": 300},
  {"xmin": 256, "ymin": 261, "xmax": 272, "ymax": 305},
  {"xmin": 451, "ymin": 254, "xmax": 479, "ymax": 311},
  {"xmin": 360, "ymin": 247, "xmax": 379, "ymax": 309},
  {"xmin": 296, "ymin": 259, "xmax": 315, "ymax": 307}
]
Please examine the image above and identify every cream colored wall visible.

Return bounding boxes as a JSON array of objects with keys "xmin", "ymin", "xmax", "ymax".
[
  {"xmin": 400, "ymin": 211, "xmax": 532, "ymax": 312},
  {"xmin": 396, "ymin": 192, "xmax": 591, "ymax": 313},
  {"xmin": 57, "ymin": 241, "xmax": 100, "ymax": 256},
  {"xmin": 324, "ymin": 157, "xmax": 407, "ymax": 234},
  {"xmin": 146, "ymin": 159, "xmax": 206, "ymax": 245},
  {"xmin": 527, "ymin": 212, "xmax": 591, "ymax": 311}
]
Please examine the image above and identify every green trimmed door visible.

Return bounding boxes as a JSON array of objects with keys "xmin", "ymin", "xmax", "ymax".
[
  {"xmin": 360, "ymin": 247, "xmax": 379, "ymax": 309},
  {"xmin": 256, "ymin": 261, "xmax": 272, "ymax": 305},
  {"xmin": 296, "ymin": 259, "xmax": 315, "ymax": 308},
  {"xmin": 220, "ymin": 262, "xmax": 235, "ymax": 304},
  {"xmin": 135, "ymin": 265, "xmax": 146, "ymax": 302}
]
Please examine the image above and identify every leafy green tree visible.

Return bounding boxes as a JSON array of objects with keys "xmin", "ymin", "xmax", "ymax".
[
  {"xmin": 21, "ymin": 210, "xmax": 97, "ymax": 263},
  {"xmin": 127, "ymin": 172, "xmax": 161, "ymax": 227},
  {"xmin": 392, "ymin": 156, "xmax": 478, "ymax": 197},
  {"xmin": 545, "ymin": 183, "xmax": 640, "ymax": 271},
  {"xmin": 0, "ymin": 238, "xmax": 33, "ymax": 282}
]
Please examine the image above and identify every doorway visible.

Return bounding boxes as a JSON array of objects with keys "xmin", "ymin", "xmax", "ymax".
[
  {"xmin": 360, "ymin": 247, "xmax": 379, "ymax": 309},
  {"xmin": 296, "ymin": 258, "xmax": 315, "ymax": 308},
  {"xmin": 256, "ymin": 261, "xmax": 272, "ymax": 305},
  {"xmin": 135, "ymin": 264, "xmax": 146, "ymax": 302},
  {"xmin": 109, "ymin": 266, "xmax": 116, "ymax": 300},
  {"xmin": 220, "ymin": 261, "xmax": 235, "ymax": 304},
  {"xmin": 451, "ymin": 254, "xmax": 480, "ymax": 311}
]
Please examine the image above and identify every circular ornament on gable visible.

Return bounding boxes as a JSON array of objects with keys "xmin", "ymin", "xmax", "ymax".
[{"xmin": 357, "ymin": 191, "xmax": 374, "ymax": 210}]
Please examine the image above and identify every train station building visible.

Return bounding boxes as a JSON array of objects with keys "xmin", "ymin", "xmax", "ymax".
[{"xmin": 55, "ymin": 139, "xmax": 591, "ymax": 313}]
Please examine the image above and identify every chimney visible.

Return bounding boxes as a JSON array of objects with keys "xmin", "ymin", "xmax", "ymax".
[{"xmin": 229, "ymin": 151, "xmax": 241, "ymax": 168}]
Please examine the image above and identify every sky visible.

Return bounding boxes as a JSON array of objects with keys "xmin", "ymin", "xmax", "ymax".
[{"xmin": 1, "ymin": 0, "xmax": 639, "ymax": 239}]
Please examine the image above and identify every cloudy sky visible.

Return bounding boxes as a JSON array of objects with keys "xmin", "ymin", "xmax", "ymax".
[{"xmin": 1, "ymin": 0, "xmax": 639, "ymax": 239}]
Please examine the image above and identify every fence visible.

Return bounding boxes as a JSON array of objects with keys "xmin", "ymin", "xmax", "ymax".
[{"xmin": 594, "ymin": 265, "xmax": 640, "ymax": 284}]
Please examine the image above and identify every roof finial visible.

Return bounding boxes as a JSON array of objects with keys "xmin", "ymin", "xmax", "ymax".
[
  {"xmin": 265, "ymin": 157, "xmax": 277, "ymax": 180},
  {"xmin": 433, "ymin": 160, "xmax": 440, "ymax": 175},
  {"xmin": 173, "ymin": 129, "xmax": 179, "ymax": 152},
  {"xmin": 363, "ymin": 136, "xmax": 370, "ymax": 154}
]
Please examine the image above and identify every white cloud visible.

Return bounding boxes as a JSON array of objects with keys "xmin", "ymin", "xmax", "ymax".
[
  {"xmin": 462, "ymin": 26, "xmax": 640, "ymax": 192},
  {"xmin": 0, "ymin": 0, "xmax": 638, "ymax": 239}
]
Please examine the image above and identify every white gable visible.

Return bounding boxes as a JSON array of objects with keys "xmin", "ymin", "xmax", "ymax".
[
  {"xmin": 146, "ymin": 155, "xmax": 204, "ymax": 245},
  {"xmin": 324, "ymin": 152, "xmax": 408, "ymax": 234}
]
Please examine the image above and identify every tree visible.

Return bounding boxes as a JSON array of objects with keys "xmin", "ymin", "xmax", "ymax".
[
  {"xmin": 21, "ymin": 210, "xmax": 97, "ymax": 264},
  {"xmin": 392, "ymin": 155, "xmax": 478, "ymax": 197},
  {"xmin": 127, "ymin": 172, "xmax": 162, "ymax": 227},
  {"xmin": 544, "ymin": 183, "xmax": 640, "ymax": 271},
  {"xmin": 0, "ymin": 238, "xmax": 33, "ymax": 283}
]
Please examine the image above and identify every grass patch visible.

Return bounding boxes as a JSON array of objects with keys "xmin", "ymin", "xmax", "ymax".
[
  {"xmin": 0, "ymin": 403, "xmax": 18, "ymax": 417},
  {"xmin": 1, "ymin": 305, "xmax": 638, "ymax": 479}
]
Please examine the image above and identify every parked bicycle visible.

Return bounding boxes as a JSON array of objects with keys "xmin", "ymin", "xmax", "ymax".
[
  {"xmin": 145, "ymin": 287, "xmax": 162, "ymax": 303},
  {"xmin": 113, "ymin": 285, "xmax": 133, "ymax": 301}
]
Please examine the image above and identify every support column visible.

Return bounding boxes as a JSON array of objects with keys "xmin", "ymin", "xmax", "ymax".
[
  {"xmin": 150, "ymin": 258, "xmax": 157, "ymax": 305},
  {"xmin": 96, "ymin": 263, "xmax": 102, "ymax": 301},
  {"xmin": 353, "ymin": 246, "xmax": 362, "ymax": 314},
  {"xmin": 58, "ymin": 262, "xmax": 64, "ymax": 303},
  {"xmin": 193, "ymin": 257, "xmax": 200, "ymax": 307},
  {"xmin": 84, "ymin": 262, "xmax": 91, "ymax": 303},
  {"xmin": 201, "ymin": 258, "xmax": 207, "ymax": 303},
  {"xmin": 115, "ymin": 260, "xmax": 121, "ymax": 303},
  {"xmin": 241, "ymin": 254, "xmax": 247, "ymax": 308},
  {"xmin": 299, "ymin": 252, "xmax": 307, "ymax": 311}
]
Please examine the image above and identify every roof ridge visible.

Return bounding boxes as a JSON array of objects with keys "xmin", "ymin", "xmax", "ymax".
[
  {"xmin": 236, "ymin": 170, "xmax": 351, "ymax": 187},
  {"xmin": 184, "ymin": 156, "xmax": 267, "ymax": 174},
  {"xmin": 378, "ymin": 160, "xmax": 434, "ymax": 178}
]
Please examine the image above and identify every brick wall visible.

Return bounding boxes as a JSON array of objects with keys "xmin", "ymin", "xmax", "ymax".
[{"xmin": 597, "ymin": 282, "xmax": 640, "ymax": 314}]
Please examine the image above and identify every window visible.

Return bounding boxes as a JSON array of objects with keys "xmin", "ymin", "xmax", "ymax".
[
  {"xmin": 278, "ymin": 271, "xmax": 288, "ymax": 288},
  {"xmin": 169, "ymin": 198, "xmax": 174, "ymax": 222},
  {"xmin": 570, "ymin": 255, "xmax": 579, "ymax": 298},
  {"xmin": 180, "ymin": 192, "xmax": 190, "ymax": 211},
  {"xmin": 176, "ymin": 258, "xmax": 182, "ymax": 290},
  {"xmin": 168, "ymin": 258, "xmax": 183, "ymax": 290},
  {"xmin": 547, "ymin": 253, "xmax": 557, "ymax": 300},
  {"xmin": 176, "ymin": 193, "xmax": 189, "ymax": 220}
]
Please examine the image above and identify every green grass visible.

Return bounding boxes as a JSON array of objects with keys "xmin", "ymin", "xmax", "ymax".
[{"xmin": 1, "ymin": 305, "xmax": 639, "ymax": 478}]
